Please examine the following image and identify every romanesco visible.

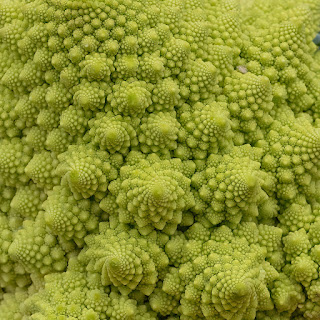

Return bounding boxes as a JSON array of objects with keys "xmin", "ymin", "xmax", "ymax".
[{"xmin": 0, "ymin": 0, "xmax": 320, "ymax": 319}]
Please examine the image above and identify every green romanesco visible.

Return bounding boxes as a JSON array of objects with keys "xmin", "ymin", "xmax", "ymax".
[{"xmin": 0, "ymin": 0, "xmax": 320, "ymax": 319}]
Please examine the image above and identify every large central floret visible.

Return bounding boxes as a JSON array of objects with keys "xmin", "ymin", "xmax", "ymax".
[{"xmin": 109, "ymin": 154, "xmax": 195, "ymax": 234}]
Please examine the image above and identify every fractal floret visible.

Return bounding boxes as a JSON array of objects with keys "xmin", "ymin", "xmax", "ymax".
[{"xmin": 1, "ymin": 0, "xmax": 320, "ymax": 319}]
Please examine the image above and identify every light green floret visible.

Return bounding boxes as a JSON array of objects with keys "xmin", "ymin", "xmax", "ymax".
[
  {"xmin": 207, "ymin": 45, "xmax": 234, "ymax": 85},
  {"xmin": 8, "ymin": 212, "xmax": 67, "ymax": 275},
  {"xmin": 79, "ymin": 222, "xmax": 169, "ymax": 296},
  {"xmin": 45, "ymin": 127, "xmax": 75, "ymax": 154},
  {"xmin": 60, "ymin": 105, "xmax": 93, "ymax": 136},
  {"xmin": 113, "ymin": 54, "xmax": 139, "ymax": 79},
  {"xmin": 0, "ymin": 47, "xmax": 20, "ymax": 81},
  {"xmin": 56, "ymin": 144, "xmax": 118, "ymax": 200},
  {"xmin": 24, "ymin": 151, "xmax": 60, "ymax": 190},
  {"xmin": 25, "ymin": 126, "xmax": 47, "ymax": 151},
  {"xmin": 178, "ymin": 101, "xmax": 233, "ymax": 159},
  {"xmin": 301, "ymin": 301, "xmax": 320, "ymax": 320},
  {"xmin": 0, "ymin": 290, "xmax": 29, "ymax": 320},
  {"xmin": 79, "ymin": 52, "xmax": 114, "ymax": 81},
  {"xmin": 87, "ymin": 111, "xmax": 138, "ymax": 154},
  {"xmin": 283, "ymin": 229, "xmax": 311, "ymax": 261},
  {"xmin": 73, "ymin": 80, "xmax": 108, "ymax": 111},
  {"xmin": 43, "ymin": 186, "xmax": 99, "ymax": 247},
  {"xmin": 29, "ymin": 83, "xmax": 48, "ymax": 109},
  {"xmin": 259, "ymin": 108, "xmax": 320, "ymax": 202},
  {"xmin": 23, "ymin": 257, "xmax": 157, "ymax": 320},
  {"xmin": 149, "ymin": 288, "xmax": 180, "ymax": 317},
  {"xmin": 60, "ymin": 63, "xmax": 80, "ymax": 88},
  {"xmin": 1, "ymin": 63, "xmax": 26, "ymax": 94},
  {"xmin": 192, "ymin": 147, "xmax": 269, "ymax": 225},
  {"xmin": 137, "ymin": 52, "xmax": 166, "ymax": 83},
  {"xmin": 0, "ymin": 185, "xmax": 15, "ymax": 214},
  {"xmin": 306, "ymin": 279, "xmax": 320, "ymax": 320},
  {"xmin": 0, "ymin": 88, "xmax": 20, "ymax": 139},
  {"xmin": 223, "ymin": 72, "xmax": 274, "ymax": 144},
  {"xmin": 153, "ymin": 224, "xmax": 277, "ymax": 319},
  {"xmin": 160, "ymin": 37, "xmax": 190, "ymax": 74},
  {"xmin": 278, "ymin": 202, "xmax": 314, "ymax": 235},
  {"xmin": 0, "ymin": 215, "xmax": 30, "ymax": 292},
  {"xmin": 138, "ymin": 111, "xmax": 180, "ymax": 155},
  {"xmin": 14, "ymin": 95, "xmax": 39, "ymax": 128},
  {"xmin": 109, "ymin": 153, "xmax": 195, "ymax": 235},
  {"xmin": 150, "ymin": 78, "xmax": 181, "ymax": 112},
  {"xmin": 51, "ymin": 51, "xmax": 69, "ymax": 72},
  {"xmin": 108, "ymin": 80, "xmax": 152, "ymax": 117},
  {"xmin": 45, "ymin": 82, "xmax": 72, "ymax": 112},
  {"xmin": 286, "ymin": 254, "xmax": 318, "ymax": 287},
  {"xmin": 271, "ymin": 273, "xmax": 305, "ymax": 313},
  {"xmin": 33, "ymin": 47, "xmax": 53, "ymax": 72},
  {"xmin": 10, "ymin": 183, "xmax": 47, "ymax": 219},
  {"xmin": 308, "ymin": 220, "xmax": 320, "ymax": 246},
  {"xmin": 36, "ymin": 108, "xmax": 60, "ymax": 131},
  {"xmin": 0, "ymin": 138, "xmax": 33, "ymax": 187},
  {"xmin": 240, "ymin": 1, "xmax": 320, "ymax": 118},
  {"xmin": 178, "ymin": 59, "xmax": 218, "ymax": 102},
  {"xmin": 257, "ymin": 224, "xmax": 284, "ymax": 270},
  {"xmin": 233, "ymin": 222, "xmax": 260, "ymax": 245},
  {"xmin": 18, "ymin": 61, "xmax": 44, "ymax": 91}
]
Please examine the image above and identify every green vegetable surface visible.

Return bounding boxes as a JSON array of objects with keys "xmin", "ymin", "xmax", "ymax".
[{"xmin": 0, "ymin": 0, "xmax": 320, "ymax": 319}]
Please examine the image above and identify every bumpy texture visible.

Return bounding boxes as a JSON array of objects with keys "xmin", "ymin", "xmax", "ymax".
[
  {"xmin": 108, "ymin": 154, "xmax": 195, "ymax": 235},
  {"xmin": 0, "ymin": 0, "xmax": 320, "ymax": 319}
]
